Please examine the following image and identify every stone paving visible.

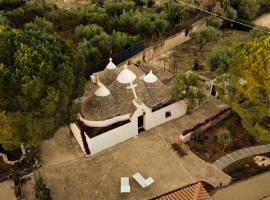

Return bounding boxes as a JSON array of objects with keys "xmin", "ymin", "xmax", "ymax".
[
  {"xmin": 212, "ymin": 171, "xmax": 270, "ymax": 200},
  {"xmin": 21, "ymin": 97, "xmax": 232, "ymax": 200},
  {"xmin": 0, "ymin": 181, "xmax": 16, "ymax": 200},
  {"xmin": 213, "ymin": 144, "xmax": 270, "ymax": 170}
]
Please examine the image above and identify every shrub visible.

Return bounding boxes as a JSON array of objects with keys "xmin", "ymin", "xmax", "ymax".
[
  {"xmin": 208, "ymin": 47, "xmax": 234, "ymax": 73},
  {"xmin": 216, "ymin": 128, "xmax": 233, "ymax": 152},
  {"xmin": 250, "ymin": 26, "xmax": 270, "ymax": 38},
  {"xmin": 225, "ymin": 6, "xmax": 237, "ymax": 20},
  {"xmin": 75, "ymin": 24, "xmax": 104, "ymax": 41},
  {"xmin": 206, "ymin": 16, "xmax": 223, "ymax": 28},
  {"xmin": 191, "ymin": 26, "xmax": 222, "ymax": 51},
  {"xmin": 147, "ymin": 0, "xmax": 154, "ymax": 8},
  {"xmin": 34, "ymin": 174, "xmax": 51, "ymax": 200},
  {"xmin": 24, "ymin": 17, "xmax": 54, "ymax": 33},
  {"xmin": 0, "ymin": 13, "xmax": 9, "ymax": 25},
  {"xmin": 238, "ymin": 0, "xmax": 260, "ymax": 20},
  {"xmin": 164, "ymin": 3, "xmax": 184, "ymax": 26},
  {"xmin": 112, "ymin": 31, "xmax": 140, "ymax": 51}
]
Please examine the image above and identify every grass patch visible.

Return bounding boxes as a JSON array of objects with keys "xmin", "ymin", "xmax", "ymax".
[{"xmin": 172, "ymin": 29, "xmax": 252, "ymax": 78}]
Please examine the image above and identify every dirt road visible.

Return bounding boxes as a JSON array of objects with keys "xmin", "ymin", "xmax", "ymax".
[{"xmin": 255, "ymin": 13, "xmax": 270, "ymax": 28}]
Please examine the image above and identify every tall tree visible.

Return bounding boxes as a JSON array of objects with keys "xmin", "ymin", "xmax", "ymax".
[
  {"xmin": 229, "ymin": 36, "xmax": 270, "ymax": 141},
  {"xmin": 0, "ymin": 25, "xmax": 85, "ymax": 149}
]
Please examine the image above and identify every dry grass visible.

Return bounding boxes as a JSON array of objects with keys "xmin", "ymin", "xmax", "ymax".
[
  {"xmin": 172, "ymin": 29, "xmax": 253, "ymax": 79},
  {"xmin": 46, "ymin": 0, "xmax": 89, "ymax": 8}
]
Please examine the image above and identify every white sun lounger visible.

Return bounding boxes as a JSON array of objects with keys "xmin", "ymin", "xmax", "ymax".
[
  {"xmin": 132, "ymin": 172, "xmax": 154, "ymax": 188},
  {"xmin": 120, "ymin": 177, "xmax": 130, "ymax": 193}
]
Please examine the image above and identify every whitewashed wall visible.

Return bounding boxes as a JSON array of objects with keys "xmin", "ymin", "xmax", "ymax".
[
  {"xmin": 144, "ymin": 100, "xmax": 187, "ymax": 130},
  {"xmin": 70, "ymin": 123, "xmax": 86, "ymax": 154},
  {"xmin": 86, "ymin": 121, "xmax": 138, "ymax": 155}
]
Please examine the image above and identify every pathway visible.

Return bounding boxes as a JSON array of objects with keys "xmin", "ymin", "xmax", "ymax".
[
  {"xmin": 212, "ymin": 171, "xmax": 270, "ymax": 200},
  {"xmin": 0, "ymin": 181, "xmax": 16, "ymax": 200},
  {"xmin": 254, "ymin": 13, "xmax": 270, "ymax": 28},
  {"xmin": 213, "ymin": 144, "xmax": 270, "ymax": 170}
]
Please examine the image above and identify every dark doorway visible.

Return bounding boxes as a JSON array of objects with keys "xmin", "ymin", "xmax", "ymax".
[
  {"xmin": 138, "ymin": 115, "xmax": 144, "ymax": 133},
  {"xmin": 211, "ymin": 85, "xmax": 217, "ymax": 97}
]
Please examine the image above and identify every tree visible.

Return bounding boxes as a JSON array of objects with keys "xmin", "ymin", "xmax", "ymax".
[
  {"xmin": 208, "ymin": 47, "xmax": 234, "ymax": 73},
  {"xmin": 34, "ymin": 174, "xmax": 51, "ymax": 200},
  {"xmin": 164, "ymin": 3, "xmax": 184, "ymax": 26},
  {"xmin": 198, "ymin": 0, "xmax": 225, "ymax": 15},
  {"xmin": 216, "ymin": 128, "xmax": 233, "ymax": 152},
  {"xmin": 191, "ymin": 26, "xmax": 222, "ymax": 51},
  {"xmin": 206, "ymin": 16, "xmax": 223, "ymax": 28},
  {"xmin": 229, "ymin": 36, "xmax": 270, "ymax": 141},
  {"xmin": 238, "ymin": 0, "xmax": 260, "ymax": 20},
  {"xmin": 24, "ymin": 17, "xmax": 54, "ymax": 33},
  {"xmin": 75, "ymin": 24, "xmax": 104, "ymax": 41},
  {"xmin": 0, "ymin": 26, "xmax": 85, "ymax": 150}
]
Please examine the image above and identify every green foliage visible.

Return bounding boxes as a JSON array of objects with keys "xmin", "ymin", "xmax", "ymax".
[
  {"xmin": 216, "ymin": 128, "xmax": 233, "ymax": 152},
  {"xmin": 238, "ymin": 0, "xmax": 260, "ymax": 20},
  {"xmin": 250, "ymin": 26, "xmax": 270, "ymax": 38},
  {"xmin": 191, "ymin": 132, "xmax": 207, "ymax": 151},
  {"xmin": 112, "ymin": 31, "xmax": 140, "ymax": 51},
  {"xmin": 24, "ymin": 17, "xmax": 54, "ymax": 33},
  {"xmin": 104, "ymin": 0, "xmax": 135, "ymax": 17},
  {"xmin": 163, "ymin": 3, "xmax": 184, "ymax": 26},
  {"xmin": 206, "ymin": 16, "xmax": 223, "ymax": 28},
  {"xmin": 0, "ymin": 25, "xmax": 85, "ymax": 149},
  {"xmin": 229, "ymin": 36, "xmax": 270, "ymax": 141},
  {"xmin": 191, "ymin": 26, "xmax": 222, "ymax": 51},
  {"xmin": 225, "ymin": 6, "xmax": 238, "ymax": 20},
  {"xmin": 173, "ymin": 73, "xmax": 205, "ymax": 108},
  {"xmin": 0, "ymin": 13, "xmax": 9, "ymax": 25},
  {"xmin": 208, "ymin": 47, "xmax": 234, "ymax": 73},
  {"xmin": 75, "ymin": 24, "xmax": 104, "ymax": 41},
  {"xmin": 34, "ymin": 174, "xmax": 51, "ymax": 200}
]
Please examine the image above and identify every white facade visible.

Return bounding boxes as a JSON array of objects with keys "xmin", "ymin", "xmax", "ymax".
[{"xmin": 71, "ymin": 100, "xmax": 187, "ymax": 155}]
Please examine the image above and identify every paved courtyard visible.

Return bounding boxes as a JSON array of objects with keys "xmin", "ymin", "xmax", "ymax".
[
  {"xmin": 22, "ymin": 97, "xmax": 231, "ymax": 200},
  {"xmin": 212, "ymin": 172, "xmax": 270, "ymax": 200},
  {"xmin": 0, "ymin": 181, "xmax": 16, "ymax": 200}
]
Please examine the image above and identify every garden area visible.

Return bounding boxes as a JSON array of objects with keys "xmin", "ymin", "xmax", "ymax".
[
  {"xmin": 0, "ymin": 146, "xmax": 40, "ymax": 183},
  {"xmin": 224, "ymin": 153, "xmax": 270, "ymax": 182},
  {"xmin": 169, "ymin": 29, "xmax": 253, "ymax": 79},
  {"xmin": 187, "ymin": 114, "xmax": 265, "ymax": 163}
]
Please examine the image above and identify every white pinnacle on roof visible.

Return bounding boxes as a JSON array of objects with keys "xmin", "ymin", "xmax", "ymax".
[
  {"xmin": 95, "ymin": 78, "xmax": 110, "ymax": 97},
  {"xmin": 117, "ymin": 65, "xmax": 137, "ymax": 84},
  {"xmin": 144, "ymin": 70, "xmax": 157, "ymax": 83},
  {"xmin": 106, "ymin": 57, "xmax": 117, "ymax": 70}
]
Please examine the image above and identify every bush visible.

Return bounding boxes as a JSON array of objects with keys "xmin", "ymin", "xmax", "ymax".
[
  {"xmin": 75, "ymin": 24, "xmax": 104, "ymax": 41},
  {"xmin": 34, "ymin": 174, "xmax": 51, "ymax": 200},
  {"xmin": 164, "ymin": 3, "xmax": 184, "ymax": 26},
  {"xmin": 238, "ymin": 0, "xmax": 260, "ymax": 20},
  {"xmin": 216, "ymin": 128, "xmax": 233, "ymax": 152},
  {"xmin": 208, "ymin": 47, "xmax": 234, "ymax": 73},
  {"xmin": 0, "ymin": 13, "xmax": 9, "ymax": 25},
  {"xmin": 225, "ymin": 6, "xmax": 237, "ymax": 21},
  {"xmin": 191, "ymin": 26, "xmax": 222, "ymax": 51},
  {"xmin": 24, "ymin": 17, "xmax": 54, "ymax": 33},
  {"xmin": 250, "ymin": 26, "xmax": 270, "ymax": 38},
  {"xmin": 206, "ymin": 16, "xmax": 223, "ymax": 28}
]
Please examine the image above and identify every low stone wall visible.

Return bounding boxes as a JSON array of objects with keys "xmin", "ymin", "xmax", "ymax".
[
  {"xmin": 181, "ymin": 109, "xmax": 233, "ymax": 143},
  {"xmin": 119, "ymin": 19, "xmax": 206, "ymax": 67},
  {"xmin": 0, "ymin": 145, "xmax": 26, "ymax": 165}
]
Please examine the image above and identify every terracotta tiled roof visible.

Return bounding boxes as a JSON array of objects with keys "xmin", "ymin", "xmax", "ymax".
[{"xmin": 155, "ymin": 182, "xmax": 213, "ymax": 200}]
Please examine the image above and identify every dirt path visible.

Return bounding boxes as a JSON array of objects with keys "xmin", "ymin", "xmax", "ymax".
[
  {"xmin": 46, "ymin": 0, "xmax": 89, "ymax": 8},
  {"xmin": 255, "ymin": 13, "xmax": 270, "ymax": 28},
  {"xmin": 212, "ymin": 171, "xmax": 270, "ymax": 200}
]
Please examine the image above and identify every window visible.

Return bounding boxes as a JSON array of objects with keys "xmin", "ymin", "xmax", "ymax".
[{"xmin": 165, "ymin": 111, "xmax": 171, "ymax": 118}]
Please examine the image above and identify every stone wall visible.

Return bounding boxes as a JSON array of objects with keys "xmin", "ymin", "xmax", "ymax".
[
  {"xmin": 119, "ymin": 19, "xmax": 206, "ymax": 66},
  {"xmin": 0, "ymin": 145, "xmax": 26, "ymax": 165}
]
